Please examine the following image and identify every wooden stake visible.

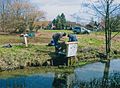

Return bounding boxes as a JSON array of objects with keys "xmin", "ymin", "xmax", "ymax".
[{"xmin": 23, "ymin": 34, "xmax": 28, "ymax": 47}]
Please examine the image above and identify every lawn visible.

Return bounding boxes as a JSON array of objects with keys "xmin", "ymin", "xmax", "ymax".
[{"xmin": 0, "ymin": 30, "xmax": 120, "ymax": 71}]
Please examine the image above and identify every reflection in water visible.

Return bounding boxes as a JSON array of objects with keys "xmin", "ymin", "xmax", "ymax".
[
  {"xmin": 102, "ymin": 60, "xmax": 110, "ymax": 87},
  {"xmin": 0, "ymin": 59, "xmax": 120, "ymax": 88},
  {"xmin": 0, "ymin": 73, "xmax": 55, "ymax": 88},
  {"xmin": 74, "ymin": 59, "xmax": 120, "ymax": 88},
  {"xmin": 53, "ymin": 73, "xmax": 75, "ymax": 88},
  {"xmin": 53, "ymin": 73, "xmax": 67, "ymax": 88},
  {"xmin": 74, "ymin": 72, "xmax": 120, "ymax": 88}
]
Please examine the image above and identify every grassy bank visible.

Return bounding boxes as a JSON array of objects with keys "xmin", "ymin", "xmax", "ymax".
[
  {"xmin": 0, "ymin": 45, "xmax": 55, "ymax": 70},
  {"xmin": 0, "ymin": 61, "xmax": 92, "ymax": 78},
  {"xmin": 0, "ymin": 66, "xmax": 73, "ymax": 78},
  {"xmin": 0, "ymin": 30, "xmax": 120, "ymax": 72}
]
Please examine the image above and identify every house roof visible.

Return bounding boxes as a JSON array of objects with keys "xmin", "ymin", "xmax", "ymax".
[
  {"xmin": 33, "ymin": 21, "xmax": 51, "ymax": 26},
  {"xmin": 66, "ymin": 21, "xmax": 81, "ymax": 26}
]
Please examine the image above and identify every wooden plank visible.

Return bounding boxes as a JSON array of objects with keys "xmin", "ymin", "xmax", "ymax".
[{"xmin": 65, "ymin": 42, "xmax": 78, "ymax": 44}]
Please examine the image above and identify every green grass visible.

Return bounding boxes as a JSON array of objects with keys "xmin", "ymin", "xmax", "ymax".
[
  {"xmin": 78, "ymin": 36, "xmax": 104, "ymax": 47},
  {"xmin": 0, "ymin": 44, "xmax": 55, "ymax": 70},
  {"xmin": 0, "ymin": 66, "xmax": 74, "ymax": 78},
  {"xmin": 0, "ymin": 30, "xmax": 120, "ymax": 72},
  {"xmin": 0, "ymin": 35, "xmax": 22, "ymax": 44},
  {"xmin": 43, "ymin": 29, "xmax": 73, "ymax": 34},
  {"xmin": 94, "ymin": 31, "xmax": 120, "ymax": 35}
]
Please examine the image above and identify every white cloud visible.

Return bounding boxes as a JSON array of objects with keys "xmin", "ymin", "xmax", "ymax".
[{"xmin": 30, "ymin": 0, "xmax": 120, "ymax": 24}]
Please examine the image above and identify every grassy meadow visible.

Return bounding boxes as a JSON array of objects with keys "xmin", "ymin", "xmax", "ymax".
[{"xmin": 0, "ymin": 30, "xmax": 120, "ymax": 71}]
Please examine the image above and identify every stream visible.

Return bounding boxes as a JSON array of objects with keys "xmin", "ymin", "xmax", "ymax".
[{"xmin": 0, "ymin": 59, "xmax": 120, "ymax": 88}]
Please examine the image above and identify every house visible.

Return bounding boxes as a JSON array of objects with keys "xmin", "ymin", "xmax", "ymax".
[
  {"xmin": 34, "ymin": 21, "xmax": 81, "ymax": 30},
  {"xmin": 85, "ymin": 21, "xmax": 104, "ymax": 31},
  {"xmin": 33, "ymin": 21, "xmax": 51, "ymax": 29},
  {"xmin": 66, "ymin": 21, "xmax": 81, "ymax": 30}
]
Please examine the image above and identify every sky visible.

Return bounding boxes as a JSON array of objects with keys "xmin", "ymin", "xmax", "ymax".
[{"xmin": 30, "ymin": 0, "xmax": 120, "ymax": 24}]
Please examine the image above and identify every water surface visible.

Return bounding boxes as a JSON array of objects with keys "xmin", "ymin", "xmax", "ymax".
[{"xmin": 0, "ymin": 59, "xmax": 120, "ymax": 88}]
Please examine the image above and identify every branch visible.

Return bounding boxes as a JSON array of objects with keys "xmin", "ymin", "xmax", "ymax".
[
  {"xmin": 100, "ymin": 0, "xmax": 106, "ymax": 12},
  {"xmin": 109, "ymin": 0, "xmax": 114, "ymax": 5},
  {"xmin": 93, "ymin": 4, "xmax": 105, "ymax": 17},
  {"xmin": 111, "ymin": 31, "xmax": 120, "ymax": 40},
  {"xmin": 112, "ymin": 15, "xmax": 120, "ymax": 25},
  {"xmin": 110, "ymin": 4, "xmax": 120, "ymax": 14}
]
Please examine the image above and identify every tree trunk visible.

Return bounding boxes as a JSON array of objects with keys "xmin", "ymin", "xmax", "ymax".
[{"xmin": 105, "ymin": 0, "xmax": 111, "ymax": 59}]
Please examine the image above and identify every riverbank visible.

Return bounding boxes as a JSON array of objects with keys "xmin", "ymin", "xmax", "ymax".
[
  {"xmin": 0, "ymin": 30, "xmax": 120, "ymax": 72},
  {"xmin": 0, "ymin": 44, "xmax": 102, "ymax": 72},
  {"xmin": 0, "ymin": 44, "xmax": 96, "ymax": 71},
  {"xmin": 0, "ymin": 61, "xmax": 93, "ymax": 78}
]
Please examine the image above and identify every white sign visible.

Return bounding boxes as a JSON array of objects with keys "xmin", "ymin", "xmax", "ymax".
[{"xmin": 66, "ymin": 42, "xmax": 78, "ymax": 57}]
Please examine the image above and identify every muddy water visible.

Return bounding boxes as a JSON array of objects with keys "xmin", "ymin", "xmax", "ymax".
[{"xmin": 0, "ymin": 59, "xmax": 120, "ymax": 88}]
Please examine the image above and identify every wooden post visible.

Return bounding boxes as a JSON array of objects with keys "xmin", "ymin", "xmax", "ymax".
[
  {"xmin": 67, "ymin": 57, "xmax": 71, "ymax": 66},
  {"xmin": 68, "ymin": 56, "xmax": 77, "ymax": 66},
  {"xmin": 23, "ymin": 34, "xmax": 28, "ymax": 47}
]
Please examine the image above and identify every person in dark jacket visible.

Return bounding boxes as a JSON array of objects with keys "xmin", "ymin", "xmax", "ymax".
[
  {"xmin": 52, "ymin": 32, "xmax": 66, "ymax": 45},
  {"xmin": 52, "ymin": 32, "xmax": 66, "ymax": 54},
  {"xmin": 67, "ymin": 34, "xmax": 78, "ymax": 42}
]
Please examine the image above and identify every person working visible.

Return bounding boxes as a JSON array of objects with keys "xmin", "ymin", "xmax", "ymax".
[
  {"xmin": 67, "ymin": 34, "xmax": 78, "ymax": 42},
  {"xmin": 48, "ymin": 32, "xmax": 66, "ymax": 46},
  {"xmin": 52, "ymin": 32, "xmax": 66, "ymax": 54},
  {"xmin": 52, "ymin": 32, "xmax": 66, "ymax": 45}
]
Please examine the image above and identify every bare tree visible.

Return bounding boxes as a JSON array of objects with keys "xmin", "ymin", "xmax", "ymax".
[
  {"xmin": 9, "ymin": 0, "xmax": 45, "ymax": 33},
  {"xmin": 0, "ymin": 0, "xmax": 45, "ymax": 33},
  {"xmin": 0, "ymin": 0, "xmax": 11, "ymax": 32},
  {"xmin": 92, "ymin": 0, "xmax": 120, "ymax": 59}
]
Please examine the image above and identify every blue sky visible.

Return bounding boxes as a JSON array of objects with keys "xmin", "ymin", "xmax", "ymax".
[{"xmin": 30, "ymin": 0, "xmax": 120, "ymax": 24}]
